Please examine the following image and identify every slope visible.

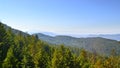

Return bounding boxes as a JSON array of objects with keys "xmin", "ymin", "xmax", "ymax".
[{"xmin": 35, "ymin": 33, "xmax": 120, "ymax": 56}]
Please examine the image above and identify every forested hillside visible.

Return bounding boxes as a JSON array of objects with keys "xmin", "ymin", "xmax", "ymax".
[
  {"xmin": 1, "ymin": 22, "xmax": 120, "ymax": 68},
  {"xmin": 35, "ymin": 33, "xmax": 120, "ymax": 56}
]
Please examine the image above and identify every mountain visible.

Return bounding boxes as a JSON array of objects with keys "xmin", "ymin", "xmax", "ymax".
[
  {"xmin": 38, "ymin": 32, "xmax": 120, "ymax": 41},
  {"xmin": 88, "ymin": 34, "xmax": 120, "ymax": 41},
  {"xmin": 1, "ymin": 22, "xmax": 120, "ymax": 56},
  {"xmin": 1, "ymin": 23, "xmax": 30, "ymax": 36},
  {"xmin": 35, "ymin": 33, "xmax": 120, "ymax": 56},
  {"xmin": 2, "ymin": 22, "xmax": 120, "ymax": 68}
]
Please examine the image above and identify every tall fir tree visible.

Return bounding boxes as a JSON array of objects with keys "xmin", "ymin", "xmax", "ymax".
[{"xmin": 0, "ymin": 22, "xmax": 11, "ymax": 67}]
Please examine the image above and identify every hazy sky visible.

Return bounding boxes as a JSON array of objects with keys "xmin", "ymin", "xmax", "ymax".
[{"xmin": 0, "ymin": 0, "xmax": 120, "ymax": 34}]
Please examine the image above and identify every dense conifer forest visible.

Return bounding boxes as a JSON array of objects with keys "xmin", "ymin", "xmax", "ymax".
[{"xmin": 1, "ymin": 22, "xmax": 120, "ymax": 68}]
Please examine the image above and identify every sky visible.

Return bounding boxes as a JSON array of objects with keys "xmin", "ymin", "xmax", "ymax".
[{"xmin": 0, "ymin": 0, "xmax": 120, "ymax": 34}]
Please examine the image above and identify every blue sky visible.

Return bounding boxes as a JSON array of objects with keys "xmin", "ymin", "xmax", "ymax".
[{"xmin": 0, "ymin": 0, "xmax": 120, "ymax": 34}]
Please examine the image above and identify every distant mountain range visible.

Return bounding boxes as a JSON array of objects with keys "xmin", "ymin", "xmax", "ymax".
[
  {"xmin": 1, "ymin": 22, "xmax": 120, "ymax": 56},
  {"xmin": 39, "ymin": 32, "xmax": 120, "ymax": 41},
  {"xmin": 87, "ymin": 34, "xmax": 120, "ymax": 41},
  {"xmin": 35, "ymin": 33, "xmax": 120, "ymax": 56}
]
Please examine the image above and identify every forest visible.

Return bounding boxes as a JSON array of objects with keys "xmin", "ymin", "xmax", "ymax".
[{"xmin": 1, "ymin": 22, "xmax": 120, "ymax": 68}]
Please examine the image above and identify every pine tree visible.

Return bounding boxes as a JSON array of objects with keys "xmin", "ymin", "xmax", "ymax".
[
  {"xmin": 0, "ymin": 22, "xmax": 11, "ymax": 67},
  {"xmin": 77, "ymin": 49, "xmax": 89, "ymax": 68},
  {"xmin": 3, "ymin": 46, "xmax": 18, "ymax": 68},
  {"xmin": 52, "ymin": 45, "xmax": 75, "ymax": 68}
]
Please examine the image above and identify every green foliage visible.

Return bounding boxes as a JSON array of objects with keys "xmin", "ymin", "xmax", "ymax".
[
  {"xmin": 3, "ymin": 46, "xmax": 18, "ymax": 68},
  {"xmin": 1, "ymin": 22, "xmax": 120, "ymax": 68},
  {"xmin": 36, "ymin": 33, "xmax": 120, "ymax": 56},
  {"xmin": 0, "ymin": 22, "xmax": 12, "ymax": 67}
]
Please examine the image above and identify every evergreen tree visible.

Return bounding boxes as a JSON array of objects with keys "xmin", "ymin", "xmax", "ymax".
[
  {"xmin": 3, "ymin": 45, "xmax": 18, "ymax": 68},
  {"xmin": 0, "ymin": 22, "xmax": 11, "ymax": 67}
]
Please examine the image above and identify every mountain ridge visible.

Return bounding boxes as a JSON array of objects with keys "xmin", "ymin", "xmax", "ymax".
[
  {"xmin": 35, "ymin": 33, "xmax": 120, "ymax": 56},
  {"xmin": 1, "ymin": 22, "xmax": 120, "ymax": 56},
  {"xmin": 37, "ymin": 32, "xmax": 120, "ymax": 41}
]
